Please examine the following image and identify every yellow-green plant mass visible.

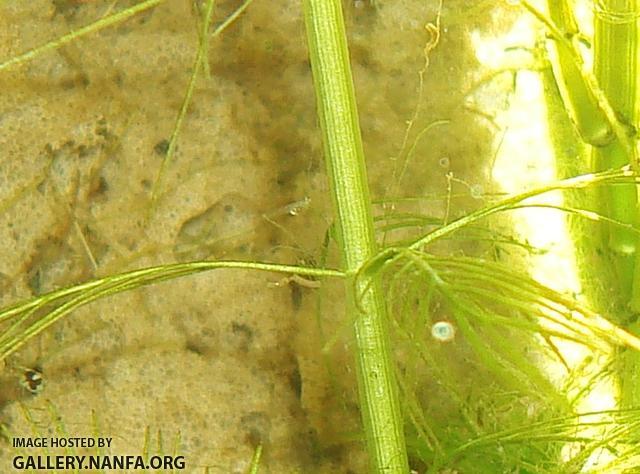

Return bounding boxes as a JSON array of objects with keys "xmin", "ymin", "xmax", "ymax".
[{"xmin": 1, "ymin": 0, "xmax": 640, "ymax": 472}]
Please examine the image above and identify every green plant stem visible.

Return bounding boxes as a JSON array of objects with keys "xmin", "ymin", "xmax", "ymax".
[
  {"xmin": 545, "ymin": 0, "xmax": 613, "ymax": 146},
  {"xmin": 302, "ymin": 1, "xmax": 409, "ymax": 472},
  {"xmin": 248, "ymin": 444, "xmax": 262, "ymax": 474},
  {"xmin": 526, "ymin": 0, "xmax": 636, "ymax": 160},
  {"xmin": 150, "ymin": 0, "xmax": 254, "ymax": 210},
  {"xmin": 593, "ymin": 0, "xmax": 640, "ymax": 407},
  {"xmin": 593, "ymin": 0, "xmax": 640, "ymax": 306},
  {"xmin": 0, "ymin": 261, "xmax": 344, "ymax": 360},
  {"xmin": 150, "ymin": 0, "xmax": 217, "ymax": 209},
  {"xmin": 540, "ymin": 0, "xmax": 640, "ymax": 301},
  {"xmin": 0, "ymin": 0, "xmax": 165, "ymax": 72}
]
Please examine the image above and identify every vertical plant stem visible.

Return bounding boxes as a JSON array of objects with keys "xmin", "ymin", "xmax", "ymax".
[
  {"xmin": 543, "ymin": 0, "xmax": 640, "ymax": 311},
  {"xmin": 545, "ymin": 0, "xmax": 613, "ymax": 146},
  {"xmin": 302, "ymin": 0, "xmax": 409, "ymax": 472},
  {"xmin": 593, "ymin": 0, "xmax": 640, "ymax": 406},
  {"xmin": 594, "ymin": 0, "xmax": 640, "ymax": 288},
  {"xmin": 529, "ymin": 0, "xmax": 635, "ymax": 157},
  {"xmin": 150, "ymin": 0, "xmax": 216, "ymax": 209}
]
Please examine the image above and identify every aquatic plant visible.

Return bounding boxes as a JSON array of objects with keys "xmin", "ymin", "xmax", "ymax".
[{"xmin": 2, "ymin": 1, "xmax": 640, "ymax": 472}]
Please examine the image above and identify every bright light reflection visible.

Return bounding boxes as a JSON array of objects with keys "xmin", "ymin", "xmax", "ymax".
[{"xmin": 470, "ymin": 6, "xmax": 617, "ymax": 469}]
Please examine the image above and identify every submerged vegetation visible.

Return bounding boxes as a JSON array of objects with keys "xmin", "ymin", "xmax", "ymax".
[{"xmin": 1, "ymin": 0, "xmax": 640, "ymax": 472}]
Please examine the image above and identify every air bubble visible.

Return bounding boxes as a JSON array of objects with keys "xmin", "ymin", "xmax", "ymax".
[{"xmin": 431, "ymin": 321, "xmax": 455, "ymax": 342}]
